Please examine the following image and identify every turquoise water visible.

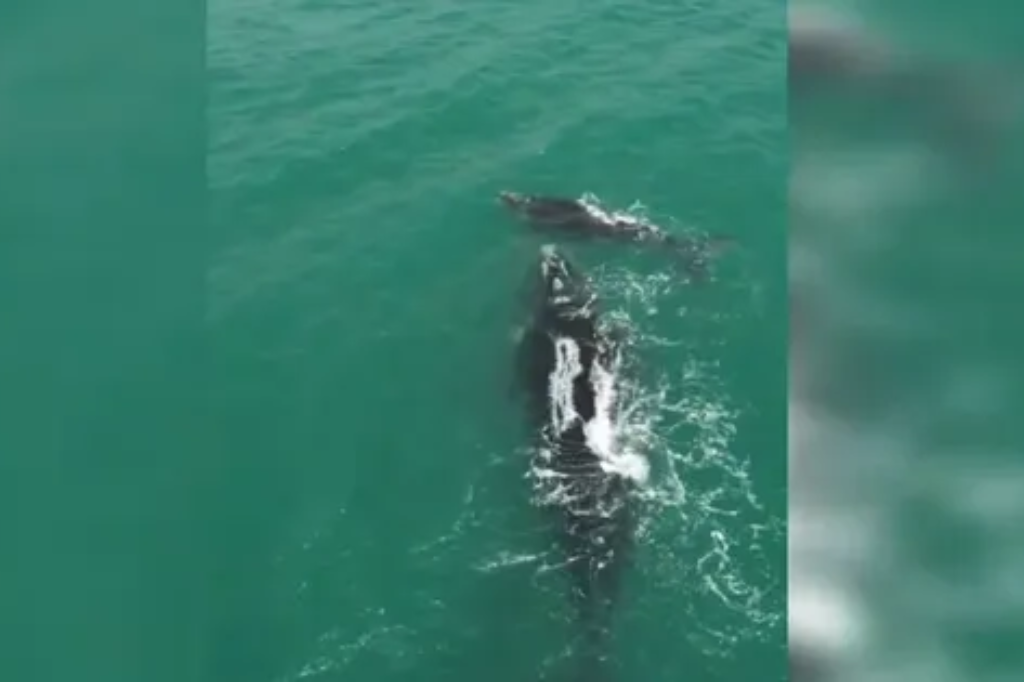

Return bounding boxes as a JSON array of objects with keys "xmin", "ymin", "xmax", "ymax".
[
  {"xmin": 1, "ymin": 2, "xmax": 785, "ymax": 682},
  {"xmin": 209, "ymin": 2, "xmax": 786, "ymax": 681}
]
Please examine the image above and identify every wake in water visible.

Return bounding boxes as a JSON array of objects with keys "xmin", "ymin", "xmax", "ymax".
[
  {"xmin": 587, "ymin": 245, "xmax": 785, "ymax": 660},
  {"xmin": 505, "ymin": 232, "xmax": 781, "ymax": 679},
  {"xmin": 276, "ymin": 197, "xmax": 780, "ymax": 682}
]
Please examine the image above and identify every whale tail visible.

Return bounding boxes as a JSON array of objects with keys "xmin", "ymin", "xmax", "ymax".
[
  {"xmin": 569, "ymin": 642, "xmax": 617, "ymax": 682},
  {"xmin": 565, "ymin": 592, "xmax": 618, "ymax": 682}
]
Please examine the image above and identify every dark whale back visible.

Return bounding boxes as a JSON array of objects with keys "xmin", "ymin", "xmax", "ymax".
[
  {"xmin": 517, "ymin": 245, "xmax": 604, "ymax": 444},
  {"xmin": 499, "ymin": 191, "xmax": 737, "ymax": 282},
  {"xmin": 524, "ymin": 196, "xmax": 592, "ymax": 223},
  {"xmin": 516, "ymin": 246, "xmax": 636, "ymax": 682}
]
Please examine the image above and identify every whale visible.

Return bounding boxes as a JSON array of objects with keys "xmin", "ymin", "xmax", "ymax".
[
  {"xmin": 514, "ymin": 244, "xmax": 643, "ymax": 681},
  {"xmin": 498, "ymin": 190, "xmax": 734, "ymax": 282}
]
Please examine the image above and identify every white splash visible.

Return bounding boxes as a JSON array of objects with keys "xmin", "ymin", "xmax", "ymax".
[
  {"xmin": 587, "ymin": 352, "xmax": 650, "ymax": 485},
  {"xmin": 474, "ymin": 550, "xmax": 545, "ymax": 573},
  {"xmin": 549, "ymin": 337, "xmax": 583, "ymax": 434},
  {"xmin": 578, "ymin": 191, "xmax": 649, "ymax": 228},
  {"xmin": 543, "ymin": 332, "xmax": 650, "ymax": 486}
]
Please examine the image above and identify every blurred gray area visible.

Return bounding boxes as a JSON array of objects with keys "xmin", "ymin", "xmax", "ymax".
[{"xmin": 789, "ymin": 3, "xmax": 1024, "ymax": 681}]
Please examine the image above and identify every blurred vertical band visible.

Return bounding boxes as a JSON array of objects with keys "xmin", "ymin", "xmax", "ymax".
[
  {"xmin": 789, "ymin": 3, "xmax": 1024, "ymax": 681},
  {"xmin": 0, "ymin": 2, "xmax": 208, "ymax": 682}
]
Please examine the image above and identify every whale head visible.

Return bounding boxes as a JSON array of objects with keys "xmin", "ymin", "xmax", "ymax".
[
  {"xmin": 536, "ymin": 245, "xmax": 596, "ymax": 328},
  {"xmin": 539, "ymin": 244, "xmax": 579, "ymax": 295},
  {"xmin": 497, "ymin": 190, "xmax": 530, "ymax": 211}
]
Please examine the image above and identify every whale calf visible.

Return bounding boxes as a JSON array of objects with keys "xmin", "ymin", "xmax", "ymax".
[
  {"xmin": 515, "ymin": 244, "xmax": 643, "ymax": 681},
  {"xmin": 498, "ymin": 191, "xmax": 734, "ymax": 282}
]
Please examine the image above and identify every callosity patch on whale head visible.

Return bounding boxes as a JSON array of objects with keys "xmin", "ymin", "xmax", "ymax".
[
  {"xmin": 539, "ymin": 244, "xmax": 581, "ymax": 284},
  {"xmin": 498, "ymin": 190, "xmax": 528, "ymax": 210},
  {"xmin": 538, "ymin": 244, "xmax": 590, "ymax": 308}
]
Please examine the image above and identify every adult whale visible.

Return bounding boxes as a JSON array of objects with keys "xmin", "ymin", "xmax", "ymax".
[
  {"xmin": 498, "ymin": 190, "xmax": 734, "ymax": 282},
  {"xmin": 515, "ymin": 244, "xmax": 644, "ymax": 682}
]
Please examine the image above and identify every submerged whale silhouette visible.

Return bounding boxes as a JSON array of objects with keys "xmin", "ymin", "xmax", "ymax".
[{"xmin": 515, "ymin": 244, "xmax": 644, "ymax": 681}]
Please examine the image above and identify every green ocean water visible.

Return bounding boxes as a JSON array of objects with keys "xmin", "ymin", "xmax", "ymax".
[
  {"xmin": 208, "ymin": 2, "xmax": 786, "ymax": 681},
  {"xmin": 8, "ymin": 0, "xmax": 1024, "ymax": 680},
  {"xmin": 2, "ymin": 2, "xmax": 785, "ymax": 682}
]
